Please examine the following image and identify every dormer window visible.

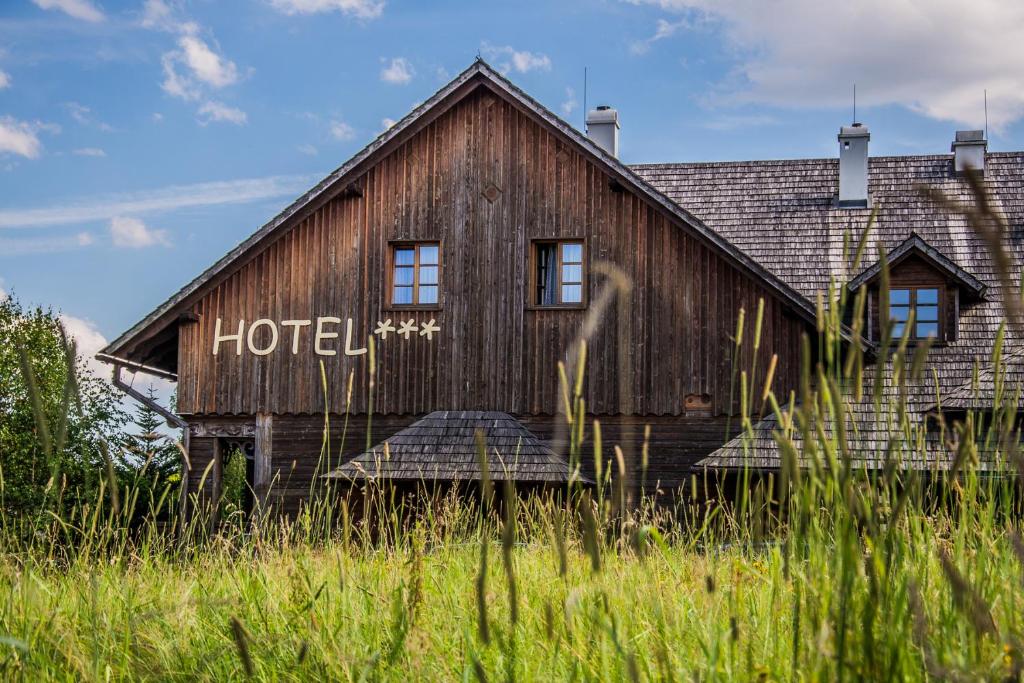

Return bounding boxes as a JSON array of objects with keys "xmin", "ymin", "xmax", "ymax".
[
  {"xmin": 889, "ymin": 287, "xmax": 940, "ymax": 340},
  {"xmin": 848, "ymin": 233, "xmax": 988, "ymax": 346}
]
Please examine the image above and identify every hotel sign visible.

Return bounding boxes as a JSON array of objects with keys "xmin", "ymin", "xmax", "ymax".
[{"xmin": 211, "ymin": 317, "xmax": 440, "ymax": 357}]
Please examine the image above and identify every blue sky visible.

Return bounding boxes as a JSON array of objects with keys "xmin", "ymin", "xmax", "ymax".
[{"xmin": 2, "ymin": 0, "xmax": 1023, "ymax": 382}]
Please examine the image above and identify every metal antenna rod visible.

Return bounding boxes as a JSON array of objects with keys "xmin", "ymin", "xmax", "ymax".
[
  {"xmin": 985, "ymin": 89, "xmax": 989, "ymax": 141},
  {"xmin": 583, "ymin": 67, "xmax": 588, "ymax": 132},
  {"xmin": 853, "ymin": 83, "xmax": 857, "ymax": 124}
]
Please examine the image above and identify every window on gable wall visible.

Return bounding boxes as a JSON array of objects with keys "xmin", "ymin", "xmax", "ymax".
[
  {"xmin": 533, "ymin": 240, "xmax": 585, "ymax": 307},
  {"xmin": 391, "ymin": 243, "xmax": 440, "ymax": 307},
  {"xmin": 888, "ymin": 287, "xmax": 940, "ymax": 340}
]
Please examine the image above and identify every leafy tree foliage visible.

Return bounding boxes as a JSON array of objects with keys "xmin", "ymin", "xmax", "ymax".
[{"xmin": 0, "ymin": 295, "xmax": 124, "ymax": 518}]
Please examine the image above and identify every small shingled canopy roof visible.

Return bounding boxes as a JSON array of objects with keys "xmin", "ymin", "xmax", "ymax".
[{"xmin": 325, "ymin": 411, "xmax": 589, "ymax": 484}]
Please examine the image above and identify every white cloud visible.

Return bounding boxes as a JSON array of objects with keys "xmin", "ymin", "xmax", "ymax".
[
  {"xmin": 626, "ymin": 0, "xmax": 1024, "ymax": 129},
  {"xmin": 0, "ymin": 118, "xmax": 44, "ymax": 159},
  {"xmin": 63, "ymin": 101, "xmax": 112, "ymax": 131},
  {"xmin": 178, "ymin": 35, "xmax": 239, "ymax": 88},
  {"xmin": 58, "ymin": 313, "xmax": 109, "ymax": 380},
  {"xmin": 0, "ymin": 173, "xmax": 320, "ymax": 229},
  {"xmin": 560, "ymin": 87, "xmax": 578, "ymax": 117},
  {"xmin": 380, "ymin": 57, "xmax": 414, "ymax": 85},
  {"xmin": 297, "ymin": 143, "xmax": 318, "ymax": 155},
  {"xmin": 0, "ymin": 232, "xmax": 94, "ymax": 256},
  {"xmin": 0, "ymin": 277, "xmax": 7, "ymax": 300},
  {"xmin": 161, "ymin": 52, "xmax": 198, "ymax": 101},
  {"xmin": 66, "ymin": 101, "xmax": 91, "ymax": 124},
  {"xmin": 59, "ymin": 310, "xmax": 177, "ymax": 402},
  {"xmin": 198, "ymin": 100, "xmax": 247, "ymax": 125},
  {"xmin": 152, "ymin": 112, "xmax": 164, "ymax": 122},
  {"xmin": 150, "ymin": 4, "xmax": 247, "ymax": 129},
  {"xmin": 330, "ymin": 120, "xmax": 356, "ymax": 141},
  {"xmin": 381, "ymin": 117, "xmax": 397, "ymax": 131},
  {"xmin": 481, "ymin": 43, "xmax": 551, "ymax": 75},
  {"xmin": 73, "ymin": 147, "xmax": 106, "ymax": 157},
  {"xmin": 110, "ymin": 216, "xmax": 171, "ymax": 248},
  {"xmin": 140, "ymin": 0, "xmax": 173, "ymax": 30},
  {"xmin": 0, "ymin": 70, "xmax": 9, "ymax": 90},
  {"xmin": 31, "ymin": 0, "xmax": 104, "ymax": 23},
  {"xmin": 268, "ymin": 0, "xmax": 384, "ymax": 19},
  {"xmin": 630, "ymin": 18, "xmax": 690, "ymax": 54}
]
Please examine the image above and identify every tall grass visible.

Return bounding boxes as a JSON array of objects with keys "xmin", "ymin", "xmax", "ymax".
[{"xmin": 2, "ymin": 174, "xmax": 1023, "ymax": 680}]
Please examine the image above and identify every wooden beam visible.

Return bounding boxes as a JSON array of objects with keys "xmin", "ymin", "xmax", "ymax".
[
  {"xmin": 210, "ymin": 438, "xmax": 223, "ymax": 529},
  {"xmin": 111, "ymin": 365, "xmax": 187, "ymax": 428},
  {"xmin": 179, "ymin": 427, "xmax": 191, "ymax": 522},
  {"xmin": 254, "ymin": 413, "xmax": 273, "ymax": 506}
]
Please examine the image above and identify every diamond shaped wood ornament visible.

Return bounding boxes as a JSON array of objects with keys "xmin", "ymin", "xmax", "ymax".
[{"xmin": 482, "ymin": 182, "xmax": 502, "ymax": 204}]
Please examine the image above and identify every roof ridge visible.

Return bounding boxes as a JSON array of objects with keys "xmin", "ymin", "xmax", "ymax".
[{"xmin": 631, "ymin": 151, "xmax": 1024, "ymax": 169}]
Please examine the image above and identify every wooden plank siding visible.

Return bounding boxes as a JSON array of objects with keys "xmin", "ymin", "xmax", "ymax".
[{"xmin": 176, "ymin": 85, "xmax": 807, "ymax": 419}]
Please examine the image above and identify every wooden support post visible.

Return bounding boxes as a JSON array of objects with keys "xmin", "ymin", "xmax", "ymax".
[
  {"xmin": 179, "ymin": 427, "xmax": 191, "ymax": 523},
  {"xmin": 209, "ymin": 438, "xmax": 223, "ymax": 528},
  {"xmin": 255, "ymin": 413, "xmax": 273, "ymax": 511}
]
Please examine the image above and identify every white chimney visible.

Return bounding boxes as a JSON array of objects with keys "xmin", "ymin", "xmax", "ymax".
[
  {"xmin": 952, "ymin": 130, "xmax": 987, "ymax": 175},
  {"xmin": 586, "ymin": 105, "xmax": 619, "ymax": 158},
  {"xmin": 838, "ymin": 123, "xmax": 870, "ymax": 208}
]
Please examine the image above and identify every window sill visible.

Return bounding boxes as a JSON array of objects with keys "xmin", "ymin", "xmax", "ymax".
[
  {"xmin": 877, "ymin": 339, "xmax": 948, "ymax": 348},
  {"xmin": 383, "ymin": 305, "xmax": 443, "ymax": 313},
  {"xmin": 525, "ymin": 304, "xmax": 588, "ymax": 311}
]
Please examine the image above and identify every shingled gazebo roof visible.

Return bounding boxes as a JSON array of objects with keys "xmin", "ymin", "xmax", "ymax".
[{"xmin": 325, "ymin": 411, "xmax": 587, "ymax": 484}]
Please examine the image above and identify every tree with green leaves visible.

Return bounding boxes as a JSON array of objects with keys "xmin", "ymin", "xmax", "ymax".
[{"xmin": 0, "ymin": 294, "xmax": 124, "ymax": 519}]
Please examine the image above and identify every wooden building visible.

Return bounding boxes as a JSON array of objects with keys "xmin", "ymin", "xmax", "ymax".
[
  {"xmin": 99, "ymin": 60, "xmax": 1021, "ymax": 513},
  {"xmin": 98, "ymin": 61, "xmax": 818, "ymax": 512}
]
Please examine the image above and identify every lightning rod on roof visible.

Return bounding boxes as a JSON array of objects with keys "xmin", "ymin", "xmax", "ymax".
[
  {"xmin": 853, "ymin": 83, "xmax": 857, "ymax": 124},
  {"xmin": 985, "ymin": 89, "xmax": 989, "ymax": 141},
  {"xmin": 583, "ymin": 67, "xmax": 588, "ymax": 132}
]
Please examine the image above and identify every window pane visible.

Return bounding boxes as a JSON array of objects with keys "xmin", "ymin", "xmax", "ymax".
[
  {"xmin": 419, "ymin": 245, "xmax": 439, "ymax": 265},
  {"xmin": 889, "ymin": 306, "xmax": 909, "ymax": 322},
  {"xmin": 889, "ymin": 289, "xmax": 910, "ymax": 306},
  {"xmin": 561, "ymin": 284, "xmax": 582, "ymax": 303},
  {"xmin": 394, "ymin": 248, "xmax": 415, "ymax": 266},
  {"xmin": 536, "ymin": 244, "xmax": 558, "ymax": 305},
  {"xmin": 394, "ymin": 266, "xmax": 414, "ymax": 286},
  {"xmin": 917, "ymin": 322, "xmax": 938, "ymax": 338},
  {"xmin": 892, "ymin": 322, "xmax": 905, "ymax": 338},
  {"xmin": 419, "ymin": 265, "xmax": 438, "ymax": 285},
  {"xmin": 393, "ymin": 286, "xmax": 413, "ymax": 305},
  {"xmin": 418, "ymin": 285, "xmax": 438, "ymax": 304},
  {"xmin": 562, "ymin": 243, "xmax": 583, "ymax": 263},
  {"xmin": 561, "ymin": 264, "xmax": 582, "ymax": 284},
  {"xmin": 916, "ymin": 305, "xmax": 939, "ymax": 322},
  {"xmin": 917, "ymin": 289, "xmax": 939, "ymax": 305}
]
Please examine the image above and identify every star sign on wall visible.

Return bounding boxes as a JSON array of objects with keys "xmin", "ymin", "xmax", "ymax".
[
  {"xmin": 419, "ymin": 318, "xmax": 440, "ymax": 340},
  {"xmin": 397, "ymin": 320, "xmax": 418, "ymax": 339},
  {"xmin": 373, "ymin": 319, "xmax": 397, "ymax": 339}
]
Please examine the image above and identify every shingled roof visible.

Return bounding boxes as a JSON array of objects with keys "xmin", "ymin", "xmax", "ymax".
[
  {"xmin": 926, "ymin": 348, "xmax": 1024, "ymax": 412},
  {"xmin": 631, "ymin": 153, "xmax": 1024, "ymax": 470},
  {"xmin": 325, "ymin": 411, "xmax": 587, "ymax": 483}
]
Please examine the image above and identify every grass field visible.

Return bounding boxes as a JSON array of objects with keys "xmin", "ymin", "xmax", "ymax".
[{"xmin": 2, "ymin": 476, "xmax": 1024, "ymax": 681}]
